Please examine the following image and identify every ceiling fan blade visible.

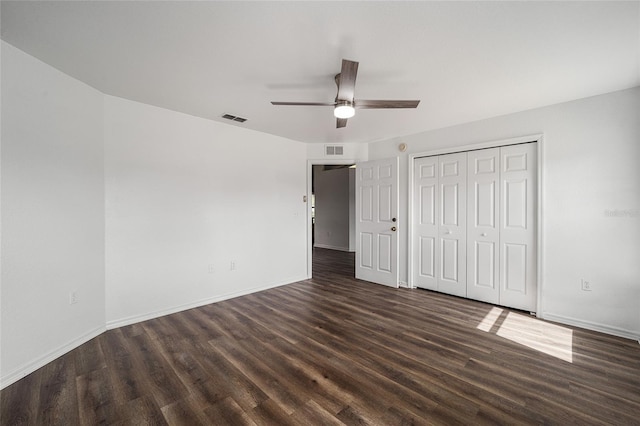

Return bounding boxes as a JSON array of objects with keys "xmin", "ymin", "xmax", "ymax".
[
  {"xmin": 336, "ymin": 59, "xmax": 359, "ymax": 101},
  {"xmin": 336, "ymin": 118, "xmax": 348, "ymax": 128},
  {"xmin": 355, "ymin": 100, "xmax": 420, "ymax": 109},
  {"xmin": 271, "ymin": 101, "xmax": 336, "ymax": 106}
]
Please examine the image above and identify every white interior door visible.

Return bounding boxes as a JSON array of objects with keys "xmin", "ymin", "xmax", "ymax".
[
  {"xmin": 438, "ymin": 153, "xmax": 467, "ymax": 297},
  {"xmin": 499, "ymin": 143, "xmax": 537, "ymax": 311},
  {"xmin": 413, "ymin": 156, "xmax": 439, "ymax": 290},
  {"xmin": 355, "ymin": 158, "xmax": 399, "ymax": 287},
  {"xmin": 467, "ymin": 148, "xmax": 501, "ymax": 304}
]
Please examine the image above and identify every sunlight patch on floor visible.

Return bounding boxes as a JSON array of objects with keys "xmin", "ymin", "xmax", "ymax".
[
  {"xmin": 478, "ymin": 309, "xmax": 573, "ymax": 363},
  {"xmin": 476, "ymin": 307, "xmax": 504, "ymax": 332}
]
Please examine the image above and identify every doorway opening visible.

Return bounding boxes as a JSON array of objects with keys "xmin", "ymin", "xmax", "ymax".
[{"xmin": 309, "ymin": 163, "xmax": 356, "ymax": 279}]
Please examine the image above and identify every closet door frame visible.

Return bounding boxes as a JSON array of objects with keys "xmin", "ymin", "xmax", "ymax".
[{"xmin": 408, "ymin": 134, "xmax": 544, "ymax": 315}]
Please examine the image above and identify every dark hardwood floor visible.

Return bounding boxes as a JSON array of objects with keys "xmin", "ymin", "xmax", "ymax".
[{"xmin": 2, "ymin": 248, "xmax": 640, "ymax": 425}]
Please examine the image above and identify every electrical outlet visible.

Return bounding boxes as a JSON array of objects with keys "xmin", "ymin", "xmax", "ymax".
[
  {"xmin": 208, "ymin": 264, "xmax": 215, "ymax": 274},
  {"xmin": 69, "ymin": 291, "xmax": 78, "ymax": 304},
  {"xmin": 230, "ymin": 261, "xmax": 236, "ymax": 271},
  {"xmin": 581, "ymin": 279, "xmax": 592, "ymax": 291}
]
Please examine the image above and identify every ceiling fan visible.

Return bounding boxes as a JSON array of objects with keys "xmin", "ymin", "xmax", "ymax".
[{"xmin": 271, "ymin": 59, "xmax": 420, "ymax": 128}]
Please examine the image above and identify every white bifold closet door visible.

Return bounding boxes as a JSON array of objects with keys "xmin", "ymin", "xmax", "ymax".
[
  {"xmin": 413, "ymin": 143, "xmax": 537, "ymax": 312},
  {"xmin": 413, "ymin": 152, "xmax": 467, "ymax": 297}
]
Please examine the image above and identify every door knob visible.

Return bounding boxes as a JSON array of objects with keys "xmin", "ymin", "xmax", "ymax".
[
  {"xmin": 391, "ymin": 226, "xmax": 397, "ymax": 232},
  {"xmin": 481, "ymin": 233, "xmax": 487, "ymax": 237},
  {"xmin": 445, "ymin": 230, "xmax": 452, "ymax": 235}
]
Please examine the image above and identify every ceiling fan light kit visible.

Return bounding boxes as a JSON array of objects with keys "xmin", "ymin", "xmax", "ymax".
[
  {"xmin": 271, "ymin": 59, "xmax": 420, "ymax": 128},
  {"xmin": 334, "ymin": 101, "xmax": 355, "ymax": 119}
]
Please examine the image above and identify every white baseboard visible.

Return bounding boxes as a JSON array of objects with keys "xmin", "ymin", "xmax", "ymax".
[
  {"xmin": 313, "ymin": 243, "xmax": 354, "ymax": 252},
  {"xmin": 106, "ymin": 275, "xmax": 307, "ymax": 330},
  {"xmin": 541, "ymin": 312, "xmax": 639, "ymax": 341},
  {"xmin": 1, "ymin": 325, "xmax": 105, "ymax": 390}
]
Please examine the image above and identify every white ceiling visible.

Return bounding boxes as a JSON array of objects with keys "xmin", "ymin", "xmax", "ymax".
[{"xmin": 2, "ymin": 1, "xmax": 639, "ymax": 144}]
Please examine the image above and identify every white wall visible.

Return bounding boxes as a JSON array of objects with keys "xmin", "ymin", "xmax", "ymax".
[
  {"xmin": 1, "ymin": 42, "xmax": 105, "ymax": 387},
  {"xmin": 104, "ymin": 96, "xmax": 308, "ymax": 327},
  {"xmin": 369, "ymin": 87, "xmax": 640, "ymax": 339},
  {"xmin": 314, "ymin": 167, "xmax": 353, "ymax": 252}
]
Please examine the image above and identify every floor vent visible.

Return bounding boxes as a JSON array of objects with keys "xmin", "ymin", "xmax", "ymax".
[
  {"xmin": 325, "ymin": 145, "xmax": 344, "ymax": 156},
  {"xmin": 221, "ymin": 113, "xmax": 247, "ymax": 123}
]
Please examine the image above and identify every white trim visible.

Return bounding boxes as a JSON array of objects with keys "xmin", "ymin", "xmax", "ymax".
[
  {"xmin": 535, "ymin": 136, "xmax": 545, "ymax": 318},
  {"xmin": 407, "ymin": 134, "xmax": 544, "ymax": 314},
  {"xmin": 541, "ymin": 312, "xmax": 640, "ymax": 341},
  {"xmin": 106, "ymin": 275, "xmax": 306, "ymax": 330},
  {"xmin": 0, "ymin": 325, "xmax": 105, "ymax": 390},
  {"xmin": 306, "ymin": 159, "xmax": 358, "ymax": 279},
  {"xmin": 408, "ymin": 134, "xmax": 542, "ymax": 159},
  {"xmin": 313, "ymin": 243, "xmax": 353, "ymax": 252},
  {"xmin": 407, "ymin": 153, "xmax": 415, "ymax": 288}
]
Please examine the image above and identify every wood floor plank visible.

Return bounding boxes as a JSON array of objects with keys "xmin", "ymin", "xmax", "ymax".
[
  {"xmin": 2, "ymin": 248, "xmax": 640, "ymax": 425},
  {"xmin": 160, "ymin": 395, "xmax": 212, "ymax": 426},
  {"xmin": 203, "ymin": 396, "xmax": 257, "ymax": 426},
  {"xmin": 123, "ymin": 332, "xmax": 190, "ymax": 408},
  {"xmin": 380, "ymin": 406, "xmax": 434, "ymax": 426},
  {"xmin": 221, "ymin": 301, "xmax": 356, "ymax": 413},
  {"xmin": 36, "ymin": 352, "xmax": 78, "ymax": 425},
  {"xmin": 0, "ymin": 372, "xmax": 41, "ymax": 425},
  {"xmin": 153, "ymin": 336, "xmax": 228, "ymax": 408},
  {"xmin": 97, "ymin": 329, "xmax": 145, "ymax": 407},
  {"xmin": 292, "ymin": 400, "xmax": 346, "ymax": 426},
  {"xmin": 208, "ymin": 336, "xmax": 308, "ymax": 415},
  {"xmin": 76, "ymin": 367, "xmax": 120, "ymax": 425},
  {"xmin": 248, "ymin": 398, "xmax": 299, "ymax": 426},
  {"xmin": 72, "ymin": 336, "xmax": 106, "ymax": 377},
  {"xmin": 187, "ymin": 338, "xmax": 269, "ymax": 412},
  {"xmin": 122, "ymin": 395, "xmax": 168, "ymax": 425}
]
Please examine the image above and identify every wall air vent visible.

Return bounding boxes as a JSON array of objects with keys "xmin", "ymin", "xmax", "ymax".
[
  {"xmin": 325, "ymin": 145, "xmax": 344, "ymax": 156},
  {"xmin": 221, "ymin": 113, "xmax": 247, "ymax": 123}
]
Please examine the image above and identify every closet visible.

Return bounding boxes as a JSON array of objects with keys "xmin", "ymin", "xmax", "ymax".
[{"xmin": 412, "ymin": 142, "xmax": 537, "ymax": 312}]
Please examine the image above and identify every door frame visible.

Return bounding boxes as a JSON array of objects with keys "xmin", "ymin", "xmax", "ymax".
[
  {"xmin": 407, "ymin": 134, "xmax": 545, "ymax": 315},
  {"xmin": 306, "ymin": 159, "xmax": 358, "ymax": 279}
]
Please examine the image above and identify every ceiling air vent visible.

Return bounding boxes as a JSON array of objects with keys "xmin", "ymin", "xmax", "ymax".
[
  {"xmin": 325, "ymin": 145, "xmax": 344, "ymax": 156},
  {"xmin": 221, "ymin": 113, "xmax": 247, "ymax": 123}
]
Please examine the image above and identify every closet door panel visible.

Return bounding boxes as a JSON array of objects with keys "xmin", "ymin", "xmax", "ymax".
[
  {"xmin": 499, "ymin": 143, "xmax": 537, "ymax": 311},
  {"xmin": 438, "ymin": 152, "xmax": 467, "ymax": 297},
  {"xmin": 467, "ymin": 148, "xmax": 500, "ymax": 304},
  {"xmin": 413, "ymin": 157, "xmax": 439, "ymax": 290}
]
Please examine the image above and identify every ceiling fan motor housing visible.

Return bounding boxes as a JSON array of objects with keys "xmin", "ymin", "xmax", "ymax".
[{"xmin": 334, "ymin": 100, "xmax": 355, "ymax": 119}]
